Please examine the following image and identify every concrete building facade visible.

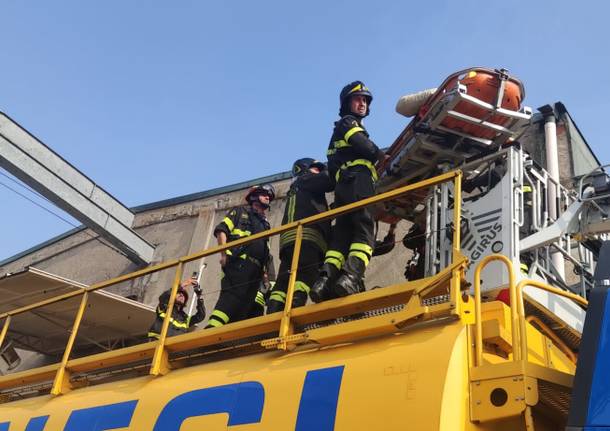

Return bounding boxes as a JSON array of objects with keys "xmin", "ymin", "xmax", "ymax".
[{"xmin": 0, "ymin": 171, "xmax": 408, "ymax": 330}]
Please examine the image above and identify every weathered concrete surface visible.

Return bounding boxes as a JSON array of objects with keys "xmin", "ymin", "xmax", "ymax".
[{"xmin": 0, "ymin": 176, "xmax": 413, "ymax": 332}]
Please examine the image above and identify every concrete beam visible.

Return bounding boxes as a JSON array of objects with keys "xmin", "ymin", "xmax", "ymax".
[{"xmin": 0, "ymin": 112, "xmax": 154, "ymax": 265}]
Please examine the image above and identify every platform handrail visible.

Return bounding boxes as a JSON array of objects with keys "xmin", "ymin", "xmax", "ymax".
[
  {"xmin": 515, "ymin": 278, "xmax": 587, "ymax": 365},
  {"xmin": 0, "ymin": 169, "xmax": 464, "ymax": 393},
  {"xmin": 473, "ymin": 254, "xmax": 518, "ymax": 366},
  {"xmin": 473, "ymin": 254, "xmax": 588, "ymax": 368}
]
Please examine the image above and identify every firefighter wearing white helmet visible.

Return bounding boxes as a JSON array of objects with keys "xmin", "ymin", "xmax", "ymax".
[
  {"xmin": 311, "ymin": 81, "xmax": 386, "ymax": 302},
  {"xmin": 205, "ymin": 184, "xmax": 274, "ymax": 328}
]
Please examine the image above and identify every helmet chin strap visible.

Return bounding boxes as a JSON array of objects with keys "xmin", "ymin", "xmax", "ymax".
[
  {"xmin": 250, "ymin": 196, "xmax": 270, "ymax": 211},
  {"xmin": 258, "ymin": 198, "xmax": 270, "ymax": 210}
]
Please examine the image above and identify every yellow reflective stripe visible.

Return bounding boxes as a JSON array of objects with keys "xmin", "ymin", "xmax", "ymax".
[
  {"xmin": 269, "ymin": 292, "xmax": 286, "ymax": 303},
  {"xmin": 334, "ymin": 139, "xmax": 350, "ymax": 149},
  {"xmin": 295, "ymin": 281, "xmax": 310, "ymax": 294},
  {"xmin": 271, "ymin": 290, "xmax": 286, "ymax": 299},
  {"xmin": 325, "ymin": 250, "xmax": 345, "ymax": 264},
  {"xmin": 171, "ymin": 320, "xmax": 189, "ymax": 329},
  {"xmin": 522, "ymin": 185, "xmax": 532, "ymax": 193},
  {"xmin": 157, "ymin": 311, "xmax": 189, "ymax": 329},
  {"xmin": 255, "ymin": 291, "xmax": 266, "ymax": 306},
  {"xmin": 207, "ymin": 319, "xmax": 224, "ymax": 328},
  {"xmin": 520, "ymin": 263, "xmax": 528, "ymax": 274},
  {"xmin": 327, "ymin": 148, "xmax": 336, "ymax": 156},
  {"xmin": 148, "ymin": 332, "xmax": 160, "ymax": 339},
  {"xmin": 226, "ymin": 252, "xmax": 250, "ymax": 262},
  {"xmin": 350, "ymin": 242, "xmax": 373, "ymax": 256},
  {"xmin": 325, "ymin": 249, "xmax": 345, "ymax": 270},
  {"xmin": 344, "ymin": 127, "xmax": 364, "ymax": 143},
  {"xmin": 325, "ymin": 257, "xmax": 342, "ymax": 270},
  {"xmin": 336, "ymin": 159, "xmax": 378, "ymax": 182},
  {"xmin": 231, "ymin": 228, "xmax": 251, "ymax": 237},
  {"xmin": 349, "ymin": 250, "xmax": 370, "ymax": 267},
  {"xmin": 211, "ymin": 309, "xmax": 230, "ymax": 324},
  {"xmin": 348, "ymin": 84, "xmax": 362, "ymax": 94},
  {"xmin": 287, "ymin": 195, "xmax": 296, "ymax": 223},
  {"xmin": 280, "ymin": 228, "xmax": 327, "ymax": 251},
  {"xmin": 223, "ymin": 216, "xmax": 235, "ymax": 232}
]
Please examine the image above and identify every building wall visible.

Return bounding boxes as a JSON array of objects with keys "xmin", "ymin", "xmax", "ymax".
[{"xmin": 0, "ymin": 177, "xmax": 412, "ymax": 328}]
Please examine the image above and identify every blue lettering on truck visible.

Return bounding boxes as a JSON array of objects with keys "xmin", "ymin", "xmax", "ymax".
[
  {"xmin": 296, "ymin": 366, "xmax": 344, "ymax": 430},
  {"xmin": 64, "ymin": 401, "xmax": 138, "ymax": 431},
  {"xmin": 153, "ymin": 381, "xmax": 264, "ymax": 430},
  {"xmin": 0, "ymin": 365, "xmax": 344, "ymax": 430}
]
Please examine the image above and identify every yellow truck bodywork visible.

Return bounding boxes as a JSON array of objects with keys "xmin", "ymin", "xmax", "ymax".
[{"xmin": 0, "ymin": 302, "xmax": 575, "ymax": 430}]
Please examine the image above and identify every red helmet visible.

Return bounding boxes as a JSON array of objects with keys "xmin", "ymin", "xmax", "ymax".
[{"xmin": 245, "ymin": 184, "xmax": 276, "ymax": 204}]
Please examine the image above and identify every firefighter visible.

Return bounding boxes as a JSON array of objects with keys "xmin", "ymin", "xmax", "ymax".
[
  {"xmin": 205, "ymin": 184, "xmax": 274, "ymax": 328},
  {"xmin": 247, "ymin": 256, "xmax": 276, "ymax": 318},
  {"xmin": 310, "ymin": 81, "xmax": 386, "ymax": 302},
  {"xmin": 148, "ymin": 276, "xmax": 205, "ymax": 340},
  {"xmin": 266, "ymin": 158, "xmax": 333, "ymax": 313}
]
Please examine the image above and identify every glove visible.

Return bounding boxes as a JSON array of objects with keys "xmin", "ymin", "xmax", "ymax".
[{"xmin": 194, "ymin": 285, "xmax": 203, "ymax": 296}]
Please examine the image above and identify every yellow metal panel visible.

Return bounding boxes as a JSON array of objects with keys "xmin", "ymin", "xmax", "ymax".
[
  {"xmin": 0, "ymin": 322, "xmax": 473, "ymax": 431},
  {"xmin": 470, "ymin": 375, "xmax": 529, "ymax": 422}
]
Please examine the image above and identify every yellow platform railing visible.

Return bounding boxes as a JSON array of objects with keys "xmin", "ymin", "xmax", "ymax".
[
  {"xmin": 0, "ymin": 170, "xmax": 464, "ymax": 396},
  {"xmin": 472, "ymin": 254, "xmax": 588, "ymax": 367}
]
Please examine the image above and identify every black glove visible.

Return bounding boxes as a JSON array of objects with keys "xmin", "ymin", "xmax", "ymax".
[{"xmin": 194, "ymin": 285, "xmax": 203, "ymax": 296}]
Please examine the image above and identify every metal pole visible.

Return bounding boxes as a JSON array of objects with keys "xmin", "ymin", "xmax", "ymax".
[
  {"xmin": 0, "ymin": 316, "xmax": 11, "ymax": 351},
  {"xmin": 186, "ymin": 262, "xmax": 207, "ymax": 317},
  {"xmin": 51, "ymin": 291, "xmax": 89, "ymax": 395},
  {"xmin": 278, "ymin": 224, "xmax": 303, "ymax": 350},
  {"xmin": 541, "ymin": 105, "xmax": 565, "ymax": 280},
  {"xmin": 473, "ymin": 255, "xmax": 517, "ymax": 366},
  {"xmin": 452, "ymin": 172, "xmax": 462, "ymax": 262},
  {"xmin": 151, "ymin": 262, "xmax": 184, "ymax": 376}
]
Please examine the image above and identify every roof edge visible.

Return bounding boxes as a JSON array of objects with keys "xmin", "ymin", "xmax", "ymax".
[{"xmin": 1, "ymin": 170, "xmax": 292, "ymax": 268}]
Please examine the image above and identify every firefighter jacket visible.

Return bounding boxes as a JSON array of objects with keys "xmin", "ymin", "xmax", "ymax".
[
  {"xmin": 214, "ymin": 205, "xmax": 270, "ymax": 267},
  {"xmin": 279, "ymin": 171, "xmax": 334, "ymax": 253},
  {"xmin": 326, "ymin": 115, "xmax": 384, "ymax": 184},
  {"xmin": 148, "ymin": 289, "xmax": 205, "ymax": 339}
]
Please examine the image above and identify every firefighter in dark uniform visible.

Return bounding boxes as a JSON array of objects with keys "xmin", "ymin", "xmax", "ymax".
[
  {"xmin": 205, "ymin": 184, "xmax": 275, "ymax": 328},
  {"xmin": 310, "ymin": 81, "xmax": 386, "ymax": 302},
  {"xmin": 247, "ymin": 256, "xmax": 276, "ymax": 318},
  {"xmin": 148, "ymin": 277, "xmax": 205, "ymax": 339},
  {"xmin": 266, "ymin": 158, "xmax": 333, "ymax": 313}
]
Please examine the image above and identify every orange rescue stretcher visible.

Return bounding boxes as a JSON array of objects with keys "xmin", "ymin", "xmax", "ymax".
[{"xmin": 375, "ymin": 67, "xmax": 532, "ymax": 222}]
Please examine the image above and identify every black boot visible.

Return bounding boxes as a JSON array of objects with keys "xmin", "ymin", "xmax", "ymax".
[
  {"xmin": 333, "ymin": 256, "xmax": 366, "ymax": 297},
  {"xmin": 291, "ymin": 290, "xmax": 308, "ymax": 308},
  {"xmin": 266, "ymin": 299, "xmax": 285, "ymax": 314},
  {"xmin": 310, "ymin": 264, "xmax": 339, "ymax": 303}
]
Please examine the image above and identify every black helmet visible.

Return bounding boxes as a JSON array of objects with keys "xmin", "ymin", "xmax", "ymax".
[
  {"xmin": 245, "ymin": 183, "xmax": 276, "ymax": 203},
  {"xmin": 292, "ymin": 158, "xmax": 327, "ymax": 177},
  {"xmin": 339, "ymin": 81, "xmax": 373, "ymax": 117},
  {"xmin": 175, "ymin": 286, "xmax": 188, "ymax": 308}
]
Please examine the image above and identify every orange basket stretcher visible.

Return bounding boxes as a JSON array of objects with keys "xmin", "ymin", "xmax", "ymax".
[{"xmin": 375, "ymin": 67, "xmax": 532, "ymax": 222}]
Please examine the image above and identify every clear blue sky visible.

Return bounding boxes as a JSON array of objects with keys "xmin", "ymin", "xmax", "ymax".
[{"xmin": 1, "ymin": 0, "xmax": 609, "ymax": 260}]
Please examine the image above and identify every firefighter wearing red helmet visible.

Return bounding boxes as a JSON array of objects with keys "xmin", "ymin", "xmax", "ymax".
[
  {"xmin": 310, "ymin": 81, "xmax": 386, "ymax": 302},
  {"xmin": 205, "ymin": 184, "xmax": 274, "ymax": 328}
]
